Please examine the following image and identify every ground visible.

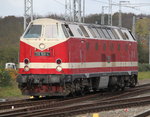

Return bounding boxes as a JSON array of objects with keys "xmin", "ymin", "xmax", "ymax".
[
  {"xmin": 0, "ymin": 79, "xmax": 150, "ymax": 117},
  {"xmin": 75, "ymin": 79, "xmax": 150, "ymax": 117}
]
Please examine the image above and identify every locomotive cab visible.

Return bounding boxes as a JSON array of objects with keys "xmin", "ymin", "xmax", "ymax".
[{"xmin": 22, "ymin": 18, "xmax": 67, "ymax": 42}]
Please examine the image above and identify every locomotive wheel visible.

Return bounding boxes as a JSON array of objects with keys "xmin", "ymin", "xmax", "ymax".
[
  {"xmin": 118, "ymin": 77, "xmax": 125, "ymax": 91},
  {"xmin": 74, "ymin": 80, "xmax": 85, "ymax": 96},
  {"xmin": 78, "ymin": 86, "xmax": 85, "ymax": 96},
  {"xmin": 66, "ymin": 83, "xmax": 75, "ymax": 97},
  {"xmin": 109, "ymin": 85, "xmax": 118, "ymax": 92},
  {"xmin": 129, "ymin": 77, "xmax": 136, "ymax": 88}
]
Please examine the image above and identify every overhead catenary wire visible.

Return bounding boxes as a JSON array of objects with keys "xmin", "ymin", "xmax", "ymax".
[
  {"xmin": 92, "ymin": 0, "xmax": 150, "ymax": 14},
  {"xmin": 39, "ymin": 0, "xmax": 150, "ymax": 23},
  {"xmin": 90, "ymin": 0, "xmax": 109, "ymax": 4},
  {"xmin": 52, "ymin": 0, "xmax": 150, "ymax": 16}
]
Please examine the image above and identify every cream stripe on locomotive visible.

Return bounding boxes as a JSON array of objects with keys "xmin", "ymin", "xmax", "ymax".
[{"xmin": 19, "ymin": 62, "xmax": 138, "ymax": 69}]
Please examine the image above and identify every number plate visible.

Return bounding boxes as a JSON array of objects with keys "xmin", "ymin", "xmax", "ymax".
[{"xmin": 34, "ymin": 52, "xmax": 50, "ymax": 56}]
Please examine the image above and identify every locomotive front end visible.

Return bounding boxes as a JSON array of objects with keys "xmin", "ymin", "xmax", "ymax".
[{"xmin": 17, "ymin": 19, "xmax": 70, "ymax": 96}]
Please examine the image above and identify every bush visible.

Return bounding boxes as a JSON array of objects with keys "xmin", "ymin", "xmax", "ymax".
[
  {"xmin": 7, "ymin": 69, "xmax": 18, "ymax": 79},
  {"xmin": 138, "ymin": 63, "xmax": 150, "ymax": 72},
  {"xmin": 0, "ymin": 69, "xmax": 12, "ymax": 87}
]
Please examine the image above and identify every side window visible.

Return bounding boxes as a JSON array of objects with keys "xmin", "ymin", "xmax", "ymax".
[
  {"xmin": 107, "ymin": 28, "xmax": 115, "ymax": 39},
  {"xmin": 124, "ymin": 29, "xmax": 136, "ymax": 41},
  {"xmin": 117, "ymin": 29, "xmax": 126, "ymax": 40},
  {"xmin": 96, "ymin": 28, "xmax": 106, "ymax": 38},
  {"xmin": 121, "ymin": 29, "xmax": 130, "ymax": 40},
  {"xmin": 79, "ymin": 25, "xmax": 89, "ymax": 37},
  {"xmin": 64, "ymin": 24, "xmax": 74, "ymax": 36},
  {"xmin": 84, "ymin": 26, "xmax": 93, "ymax": 38},
  {"xmin": 62, "ymin": 24, "xmax": 69, "ymax": 38},
  {"xmin": 69, "ymin": 24, "xmax": 84, "ymax": 37},
  {"xmin": 129, "ymin": 31, "xmax": 136, "ymax": 40},
  {"xmin": 124, "ymin": 32, "xmax": 129, "ymax": 40},
  {"xmin": 77, "ymin": 28, "xmax": 83, "ymax": 36},
  {"xmin": 111, "ymin": 29, "xmax": 120, "ymax": 39},
  {"xmin": 45, "ymin": 25, "xmax": 57, "ymax": 38},
  {"xmin": 92, "ymin": 27, "xmax": 101, "ymax": 38},
  {"xmin": 88, "ymin": 27, "xmax": 97, "ymax": 38},
  {"xmin": 102, "ymin": 28, "xmax": 111, "ymax": 39}
]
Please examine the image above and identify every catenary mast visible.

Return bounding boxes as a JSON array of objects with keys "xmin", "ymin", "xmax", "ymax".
[{"xmin": 24, "ymin": 0, "xmax": 33, "ymax": 30}]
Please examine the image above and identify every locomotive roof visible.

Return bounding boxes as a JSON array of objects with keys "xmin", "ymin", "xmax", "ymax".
[
  {"xmin": 32, "ymin": 18, "xmax": 61, "ymax": 24},
  {"xmin": 32, "ymin": 18, "xmax": 128, "ymax": 30},
  {"xmin": 30, "ymin": 18, "xmax": 135, "ymax": 41}
]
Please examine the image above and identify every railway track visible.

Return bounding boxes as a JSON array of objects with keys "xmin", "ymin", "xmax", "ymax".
[
  {"xmin": 0, "ymin": 86, "xmax": 147, "ymax": 112},
  {"xmin": 0, "ymin": 93, "xmax": 104, "ymax": 117},
  {"xmin": 23, "ymin": 96, "xmax": 150, "ymax": 117},
  {"xmin": 0, "ymin": 83, "xmax": 150, "ymax": 117},
  {"xmin": 1, "ymin": 92, "xmax": 150, "ymax": 117},
  {"xmin": 134, "ymin": 110, "xmax": 150, "ymax": 117},
  {"xmin": 0, "ymin": 98, "xmax": 57, "ymax": 110}
]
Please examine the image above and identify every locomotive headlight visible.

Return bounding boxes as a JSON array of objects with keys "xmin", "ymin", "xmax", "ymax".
[
  {"xmin": 24, "ymin": 65, "xmax": 30, "ymax": 71},
  {"xmin": 39, "ymin": 43, "xmax": 45, "ymax": 49},
  {"xmin": 56, "ymin": 59, "xmax": 62, "ymax": 65},
  {"xmin": 24, "ymin": 58, "xmax": 30, "ymax": 64},
  {"xmin": 56, "ymin": 66, "xmax": 62, "ymax": 72}
]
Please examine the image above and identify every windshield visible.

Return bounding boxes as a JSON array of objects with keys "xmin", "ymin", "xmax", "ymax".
[
  {"xmin": 45, "ymin": 24, "xmax": 62, "ymax": 38},
  {"xmin": 24, "ymin": 25, "xmax": 42, "ymax": 38}
]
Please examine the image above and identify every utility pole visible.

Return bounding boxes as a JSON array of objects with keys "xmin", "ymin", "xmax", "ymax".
[
  {"xmin": 108, "ymin": 0, "xmax": 112, "ymax": 26},
  {"xmin": 101, "ymin": 6, "xmax": 108, "ymax": 25},
  {"xmin": 24, "ymin": 0, "xmax": 33, "ymax": 30},
  {"xmin": 82, "ymin": 0, "xmax": 85, "ymax": 23},
  {"xmin": 73, "ymin": 0, "xmax": 82, "ymax": 22},
  {"xmin": 119, "ymin": 1, "xmax": 130, "ymax": 27},
  {"xmin": 132, "ymin": 15, "xmax": 136, "ymax": 37},
  {"xmin": 101, "ymin": 6, "xmax": 105, "ymax": 25},
  {"xmin": 65, "ymin": 0, "xmax": 72, "ymax": 21}
]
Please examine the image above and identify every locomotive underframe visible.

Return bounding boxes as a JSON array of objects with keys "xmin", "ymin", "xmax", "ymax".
[{"xmin": 17, "ymin": 71, "xmax": 138, "ymax": 96}]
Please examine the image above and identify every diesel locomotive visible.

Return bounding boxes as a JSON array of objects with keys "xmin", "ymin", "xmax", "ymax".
[{"xmin": 17, "ymin": 18, "xmax": 138, "ymax": 97}]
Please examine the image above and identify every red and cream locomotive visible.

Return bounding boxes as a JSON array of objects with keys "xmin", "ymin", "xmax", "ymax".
[{"xmin": 17, "ymin": 18, "xmax": 138, "ymax": 97}]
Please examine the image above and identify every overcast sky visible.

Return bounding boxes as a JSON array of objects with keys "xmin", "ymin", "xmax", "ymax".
[{"xmin": 0, "ymin": 0, "xmax": 150, "ymax": 17}]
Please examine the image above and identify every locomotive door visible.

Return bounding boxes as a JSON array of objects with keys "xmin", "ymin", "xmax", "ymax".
[
  {"xmin": 107, "ymin": 41, "xmax": 111, "ymax": 73},
  {"xmin": 102, "ymin": 41, "xmax": 112, "ymax": 73},
  {"xmin": 80, "ymin": 39, "xmax": 86, "ymax": 72},
  {"xmin": 27, "ymin": 48, "xmax": 32, "ymax": 74},
  {"xmin": 128, "ymin": 42, "xmax": 133, "ymax": 71},
  {"xmin": 80, "ymin": 40, "xmax": 86, "ymax": 62}
]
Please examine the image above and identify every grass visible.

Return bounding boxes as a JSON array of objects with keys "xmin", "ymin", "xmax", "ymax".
[
  {"xmin": 0, "ymin": 80, "xmax": 23, "ymax": 98},
  {"xmin": 138, "ymin": 71, "xmax": 150, "ymax": 80}
]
